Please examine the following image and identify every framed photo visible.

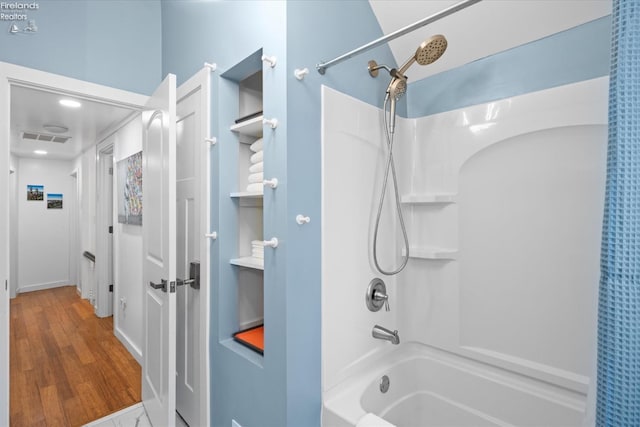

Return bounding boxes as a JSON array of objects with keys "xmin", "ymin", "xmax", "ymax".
[
  {"xmin": 117, "ymin": 151, "xmax": 143, "ymax": 225},
  {"xmin": 47, "ymin": 193, "xmax": 63, "ymax": 209},
  {"xmin": 27, "ymin": 184, "xmax": 44, "ymax": 201}
]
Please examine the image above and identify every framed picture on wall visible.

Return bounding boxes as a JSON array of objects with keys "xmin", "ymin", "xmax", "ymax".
[
  {"xmin": 47, "ymin": 193, "xmax": 63, "ymax": 209},
  {"xmin": 117, "ymin": 151, "xmax": 143, "ymax": 225},
  {"xmin": 27, "ymin": 184, "xmax": 44, "ymax": 201}
]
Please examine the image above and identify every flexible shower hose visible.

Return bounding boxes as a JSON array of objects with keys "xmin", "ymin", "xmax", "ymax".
[{"xmin": 372, "ymin": 94, "xmax": 410, "ymax": 275}]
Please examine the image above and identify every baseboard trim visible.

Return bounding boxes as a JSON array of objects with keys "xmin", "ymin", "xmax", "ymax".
[
  {"xmin": 114, "ymin": 326, "xmax": 142, "ymax": 365},
  {"xmin": 17, "ymin": 281, "xmax": 70, "ymax": 294}
]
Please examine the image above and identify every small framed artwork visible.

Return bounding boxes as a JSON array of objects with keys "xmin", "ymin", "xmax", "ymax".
[
  {"xmin": 47, "ymin": 193, "xmax": 63, "ymax": 209},
  {"xmin": 117, "ymin": 151, "xmax": 143, "ymax": 225},
  {"xmin": 27, "ymin": 185, "xmax": 44, "ymax": 201}
]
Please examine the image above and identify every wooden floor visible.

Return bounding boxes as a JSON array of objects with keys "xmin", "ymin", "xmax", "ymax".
[{"xmin": 10, "ymin": 286, "xmax": 141, "ymax": 427}]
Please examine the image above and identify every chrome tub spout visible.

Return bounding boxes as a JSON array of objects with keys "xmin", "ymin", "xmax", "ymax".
[{"xmin": 372, "ymin": 324, "xmax": 400, "ymax": 345}]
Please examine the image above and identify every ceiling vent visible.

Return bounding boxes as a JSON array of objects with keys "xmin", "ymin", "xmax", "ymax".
[{"xmin": 21, "ymin": 131, "xmax": 71, "ymax": 144}]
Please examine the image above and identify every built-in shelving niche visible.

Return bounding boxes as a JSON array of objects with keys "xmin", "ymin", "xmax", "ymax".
[
  {"xmin": 223, "ymin": 51, "xmax": 265, "ymax": 358},
  {"xmin": 402, "ymin": 192, "xmax": 458, "ymax": 261}
]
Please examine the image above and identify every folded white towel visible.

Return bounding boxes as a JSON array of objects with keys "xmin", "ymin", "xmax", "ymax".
[
  {"xmin": 356, "ymin": 413, "xmax": 396, "ymax": 427},
  {"xmin": 250, "ymin": 138, "xmax": 263, "ymax": 153},
  {"xmin": 250, "ymin": 150, "xmax": 263, "ymax": 164},
  {"xmin": 249, "ymin": 162, "xmax": 263, "ymax": 174},
  {"xmin": 246, "ymin": 183, "xmax": 263, "ymax": 193},
  {"xmin": 248, "ymin": 172, "xmax": 264, "ymax": 184},
  {"xmin": 252, "ymin": 249, "xmax": 264, "ymax": 259}
]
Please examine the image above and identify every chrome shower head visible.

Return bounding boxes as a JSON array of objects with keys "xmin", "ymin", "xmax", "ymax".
[{"xmin": 398, "ymin": 35, "xmax": 448, "ymax": 75}]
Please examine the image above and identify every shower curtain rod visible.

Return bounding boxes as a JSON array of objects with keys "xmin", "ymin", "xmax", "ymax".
[{"xmin": 316, "ymin": 0, "xmax": 482, "ymax": 75}]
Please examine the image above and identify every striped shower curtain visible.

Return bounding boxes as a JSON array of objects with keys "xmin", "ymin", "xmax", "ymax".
[{"xmin": 596, "ymin": 0, "xmax": 640, "ymax": 426}]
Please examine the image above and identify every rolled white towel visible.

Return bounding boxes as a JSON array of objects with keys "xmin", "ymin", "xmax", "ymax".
[
  {"xmin": 356, "ymin": 413, "xmax": 396, "ymax": 427},
  {"xmin": 246, "ymin": 183, "xmax": 263, "ymax": 193},
  {"xmin": 250, "ymin": 150, "xmax": 263, "ymax": 164},
  {"xmin": 248, "ymin": 172, "xmax": 264, "ymax": 184},
  {"xmin": 250, "ymin": 138, "xmax": 263, "ymax": 153},
  {"xmin": 249, "ymin": 162, "xmax": 263, "ymax": 174},
  {"xmin": 251, "ymin": 240, "xmax": 264, "ymax": 247}
]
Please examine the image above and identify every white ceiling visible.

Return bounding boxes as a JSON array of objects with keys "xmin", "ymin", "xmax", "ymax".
[
  {"xmin": 10, "ymin": 0, "xmax": 612, "ymax": 162},
  {"xmin": 368, "ymin": 0, "xmax": 611, "ymax": 83},
  {"xmin": 10, "ymin": 85, "xmax": 135, "ymax": 161}
]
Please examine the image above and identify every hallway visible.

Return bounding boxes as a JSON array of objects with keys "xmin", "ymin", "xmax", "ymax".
[{"xmin": 10, "ymin": 286, "xmax": 141, "ymax": 426}]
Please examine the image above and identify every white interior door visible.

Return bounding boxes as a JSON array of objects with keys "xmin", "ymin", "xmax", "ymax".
[
  {"xmin": 142, "ymin": 74, "xmax": 178, "ymax": 427},
  {"xmin": 176, "ymin": 68, "xmax": 210, "ymax": 427}
]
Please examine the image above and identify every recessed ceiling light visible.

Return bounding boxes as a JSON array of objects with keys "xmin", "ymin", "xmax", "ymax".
[
  {"xmin": 59, "ymin": 99, "xmax": 81, "ymax": 108},
  {"xmin": 42, "ymin": 124, "xmax": 69, "ymax": 134},
  {"xmin": 34, "ymin": 150, "xmax": 47, "ymax": 155}
]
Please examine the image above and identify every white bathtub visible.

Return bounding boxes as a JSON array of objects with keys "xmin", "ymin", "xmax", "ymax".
[{"xmin": 322, "ymin": 343, "xmax": 587, "ymax": 427}]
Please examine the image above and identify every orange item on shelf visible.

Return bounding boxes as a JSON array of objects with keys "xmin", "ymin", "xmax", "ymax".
[{"xmin": 233, "ymin": 325, "xmax": 264, "ymax": 354}]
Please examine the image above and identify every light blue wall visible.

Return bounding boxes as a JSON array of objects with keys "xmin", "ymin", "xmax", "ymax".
[
  {"xmin": 0, "ymin": 0, "xmax": 161, "ymax": 94},
  {"xmin": 408, "ymin": 16, "xmax": 611, "ymax": 117},
  {"xmin": 284, "ymin": 2, "xmax": 395, "ymax": 425},
  {"xmin": 161, "ymin": 1, "xmax": 394, "ymax": 426}
]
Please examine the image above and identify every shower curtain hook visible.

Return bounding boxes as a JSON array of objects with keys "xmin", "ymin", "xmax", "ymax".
[
  {"xmin": 294, "ymin": 68, "xmax": 309, "ymax": 80},
  {"xmin": 262, "ymin": 55, "xmax": 277, "ymax": 68}
]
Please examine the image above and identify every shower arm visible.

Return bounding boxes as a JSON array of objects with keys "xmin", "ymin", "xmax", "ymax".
[
  {"xmin": 316, "ymin": 0, "xmax": 482, "ymax": 74},
  {"xmin": 369, "ymin": 61, "xmax": 408, "ymax": 82}
]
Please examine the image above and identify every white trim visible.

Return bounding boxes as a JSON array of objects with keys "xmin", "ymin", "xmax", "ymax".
[
  {"xmin": 95, "ymin": 140, "xmax": 114, "ymax": 318},
  {"xmin": 16, "ymin": 280, "xmax": 70, "ymax": 294},
  {"xmin": 115, "ymin": 325, "xmax": 143, "ymax": 365},
  {"xmin": 0, "ymin": 64, "xmax": 9, "ymax": 427}
]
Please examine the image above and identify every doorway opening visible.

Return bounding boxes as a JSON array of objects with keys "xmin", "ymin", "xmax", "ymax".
[
  {"xmin": 2, "ymin": 63, "xmax": 211, "ymax": 427},
  {"xmin": 5, "ymin": 66, "xmax": 145, "ymax": 425}
]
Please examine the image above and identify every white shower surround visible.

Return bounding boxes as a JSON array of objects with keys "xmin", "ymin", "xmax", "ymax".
[{"xmin": 321, "ymin": 77, "xmax": 608, "ymax": 426}]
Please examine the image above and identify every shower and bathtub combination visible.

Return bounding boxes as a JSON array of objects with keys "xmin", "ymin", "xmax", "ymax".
[{"xmin": 321, "ymin": 30, "xmax": 608, "ymax": 427}]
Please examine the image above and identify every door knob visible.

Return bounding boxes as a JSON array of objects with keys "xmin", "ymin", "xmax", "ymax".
[{"xmin": 149, "ymin": 279, "xmax": 167, "ymax": 292}]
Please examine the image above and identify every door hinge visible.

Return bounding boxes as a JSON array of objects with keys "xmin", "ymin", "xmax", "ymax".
[
  {"xmin": 5, "ymin": 280, "xmax": 7, "ymax": 291},
  {"xmin": 109, "ymin": 167, "xmax": 113, "ymax": 175},
  {"xmin": 108, "ymin": 226, "xmax": 113, "ymax": 234},
  {"xmin": 109, "ymin": 284, "xmax": 113, "ymax": 292},
  {"xmin": 170, "ymin": 281, "xmax": 176, "ymax": 293}
]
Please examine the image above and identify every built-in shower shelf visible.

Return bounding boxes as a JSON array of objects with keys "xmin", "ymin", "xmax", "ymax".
[
  {"xmin": 230, "ymin": 115, "xmax": 264, "ymax": 139},
  {"xmin": 230, "ymin": 256, "xmax": 264, "ymax": 270},
  {"xmin": 402, "ymin": 246, "xmax": 458, "ymax": 260},
  {"xmin": 400, "ymin": 193, "xmax": 457, "ymax": 204}
]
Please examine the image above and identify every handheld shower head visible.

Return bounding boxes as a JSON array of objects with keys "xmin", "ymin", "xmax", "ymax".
[
  {"xmin": 397, "ymin": 34, "xmax": 447, "ymax": 76},
  {"xmin": 386, "ymin": 77, "xmax": 406, "ymax": 134},
  {"xmin": 387, "ymin": 76, "xmax": 407, "ymax": 100},
  {"xmin": 381, "ymin": 35, "xmax": 448, "ymax": 135}
]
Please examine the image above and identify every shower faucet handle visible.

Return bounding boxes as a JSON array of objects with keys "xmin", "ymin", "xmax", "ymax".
[
  {"xmin": 373, "ymin": 289, "xmax": 390, "ymax": 312},
  {"xmin": 366, "ymin": 278, "xmax": 390, "ymax": 312}
]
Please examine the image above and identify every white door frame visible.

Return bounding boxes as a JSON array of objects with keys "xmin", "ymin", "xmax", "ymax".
[
  {"xmin": 69, "ymin": 168, "xmax": 80, "ymax": 292},
  {"xmin": 176, "ymin": 67, "xmax": 212, "ymax": 427},
  {"xmin": 96, "ymin": 140, "xmax": 115, "ymax": 318},
  {"xmin": 0, "ymin": 62, "xmax": 148, "ymax": 423}
]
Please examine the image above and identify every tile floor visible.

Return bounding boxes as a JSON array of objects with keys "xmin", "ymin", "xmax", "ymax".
[{"xmin": 84, "ymin": 403, "xmax": 188, "ymax": 427}]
